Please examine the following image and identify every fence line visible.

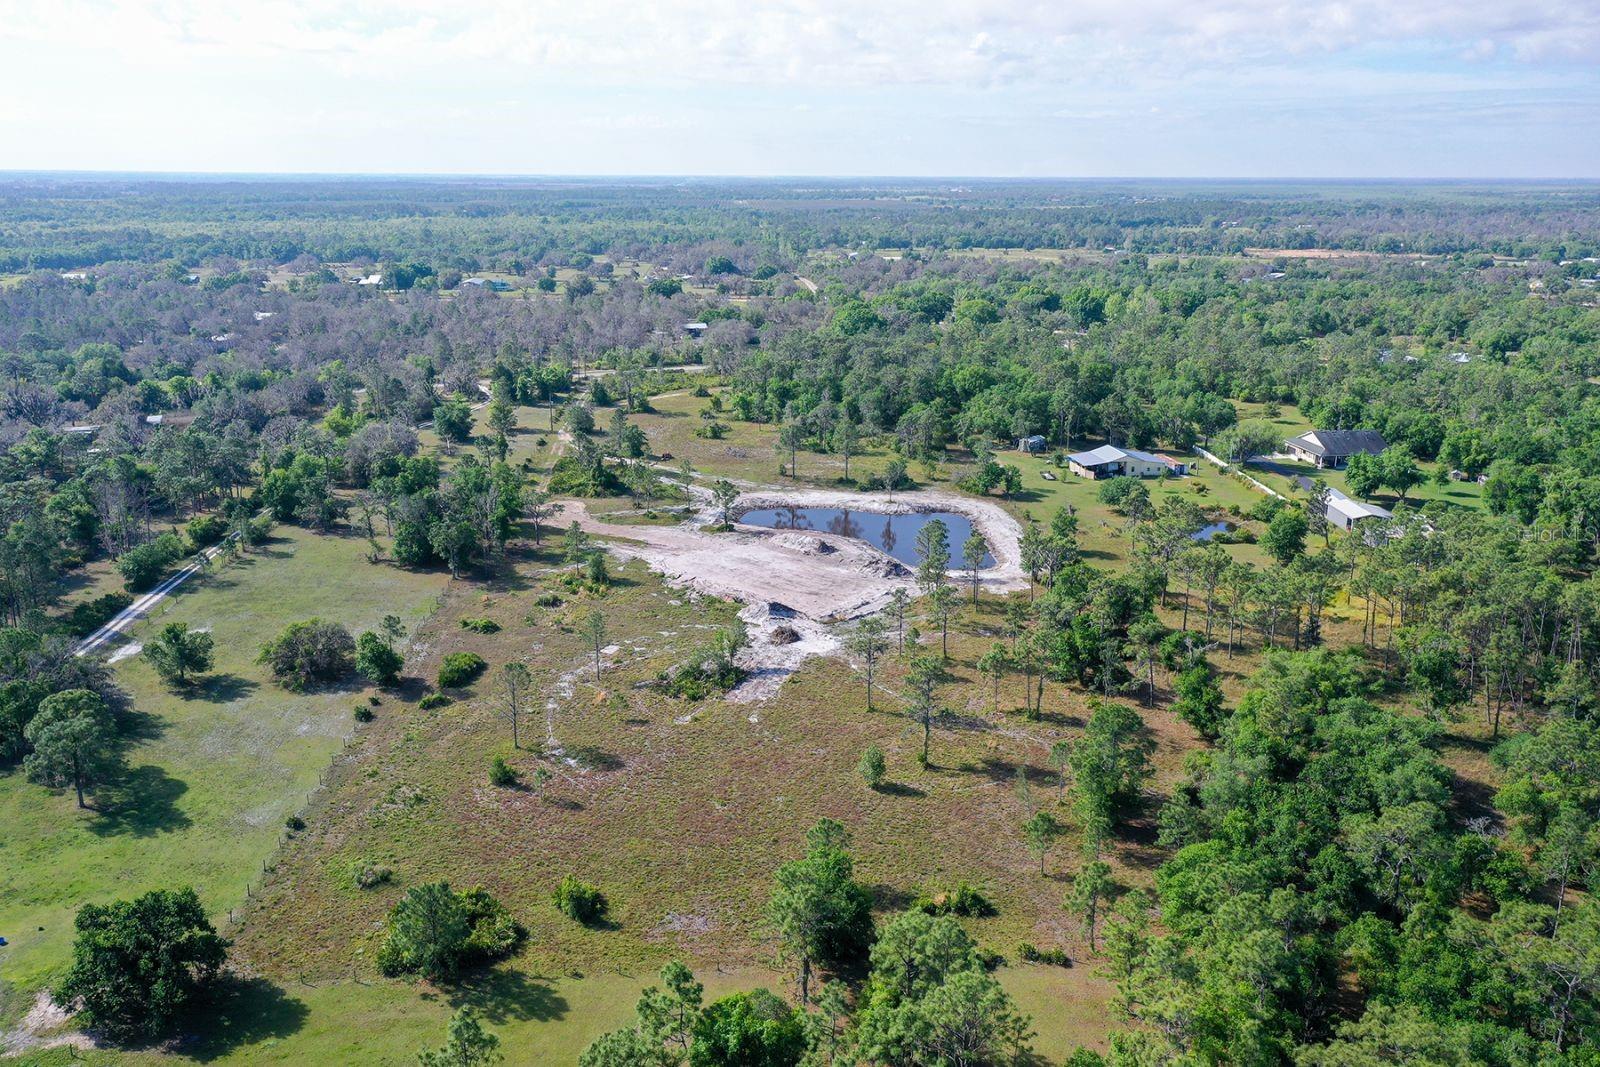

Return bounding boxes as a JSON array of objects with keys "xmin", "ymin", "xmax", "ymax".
[{"xmin": 1192, "ymin": 446, "xmax": 1285, "ymax": 500}]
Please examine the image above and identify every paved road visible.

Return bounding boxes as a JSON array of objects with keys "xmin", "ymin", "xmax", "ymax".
[{"xmin": 75, "ymin": 535, "xmax": 239, "ymax": 657}]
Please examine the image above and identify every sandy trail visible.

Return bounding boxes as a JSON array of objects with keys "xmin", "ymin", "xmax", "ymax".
[
  {"xmin": 564, "ymin": 488, "xmax": 1025, "ymax": 701},
  {"xmin": 0, "ymin": 991, "xmax": 92, "ymax": 1057}
]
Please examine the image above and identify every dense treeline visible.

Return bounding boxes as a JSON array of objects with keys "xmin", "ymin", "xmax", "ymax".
[{"xmin": 4, "ymin": 177, "xmax": 1600, "ymax": 270}]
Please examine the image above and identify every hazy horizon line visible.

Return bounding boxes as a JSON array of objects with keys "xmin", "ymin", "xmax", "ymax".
[{"xmin": 4, "ymin": 170, "xmax": 1600, "ymax": 185}]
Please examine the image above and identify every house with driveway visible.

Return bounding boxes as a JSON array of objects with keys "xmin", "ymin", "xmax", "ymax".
[
  {"xmin": 1284, "ymin": 429, "xmax": 1387, "ymax": 469},
  {"xmin": 1067, "ymin": 445, "xmax": 1188, "ymax": 479}
]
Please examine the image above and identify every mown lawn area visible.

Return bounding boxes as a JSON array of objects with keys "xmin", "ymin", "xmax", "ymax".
[
  {"xmin": 0, "ymin": 527, "xmax": 447, "ymax": 1005},
  {"xmin": 1248, "ymin": 454, "xmax": 1485, "ymax": 513},
  {"xmin": 194, "ymin": 546, "xmax": 1198, "ymax": 1062},
  {"xmin": 28, "ymin": 967, "xmax": 773, "ymax": 1067}
]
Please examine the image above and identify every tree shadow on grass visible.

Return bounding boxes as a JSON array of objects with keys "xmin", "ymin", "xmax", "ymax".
[
  {"xmin": 90, "ymin": 764, "xmax": 191, "ymax": 837},
  {"xmin": 1031, "ymin": 709, "xmax": 1084, "ymax": 729},
  {"xmin": 181, "ymin": 673, "xmax": 258, "ymax": 703},
  {"xmin": 865, "ymin": 883, "xmax": 917, "ymax": 912},
  {"xmin": 872, "ymin": 781, "xmax": 926, "ymax": 798},
  {"xmin": 175, "ymin": 975, "xmax": 309, "ymax": 1062},
  {"xmin": 441, "ymin": 967, "xmax": 570, "ymax": 1025},
  {"xmin": 565, "ymin": 746, "xmax": 623, "ymax": 772},
  {"xmin": 961, "ymin": 756, "xmax": 1026, "ymax": 785},
  {"xmin": 118, "ymin": 706, "xmax": 168, "ymax": 744}
]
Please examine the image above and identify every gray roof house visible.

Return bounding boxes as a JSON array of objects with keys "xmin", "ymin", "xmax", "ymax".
[
  {"xmin": 1285, "ymin": 429, "xmax": 1387, "ymax": 469},
  {"xmin": 1018, "ymin": 434, "xmax": 1047, "ymax": 453}
]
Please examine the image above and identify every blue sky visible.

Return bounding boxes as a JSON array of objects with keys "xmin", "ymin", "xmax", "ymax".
[{"xmin": 3, "ymin": 1, "xmax": 1598, "ymax": 177}]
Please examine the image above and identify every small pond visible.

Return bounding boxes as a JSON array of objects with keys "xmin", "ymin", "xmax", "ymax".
[
  {"xmin": 738, "ymin": 507, "xmax": 994, "ymax": 568},
  {"xmin": 1191, "ymin": 520, "xmax": 1236, "ymax": 542}
]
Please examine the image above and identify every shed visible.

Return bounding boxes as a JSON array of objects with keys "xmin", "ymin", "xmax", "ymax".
[{"xmin": 1325, "ymin": 488, "xmax": 1392, "ymax": 531}]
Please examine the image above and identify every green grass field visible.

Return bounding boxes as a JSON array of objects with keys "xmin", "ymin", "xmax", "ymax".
[
  {"xmin": 23, "ymin": 545, "xmax": 1171, "ymax": 1064},
  {"xmin": 0, "ymin": 527, "xmax": 447, "ymax": 1002}
]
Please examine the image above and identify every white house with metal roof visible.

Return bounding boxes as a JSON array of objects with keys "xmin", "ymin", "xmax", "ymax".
[{"xmin": 1067, "ymin": 445, "xmax": 1188, "ymax": 479}]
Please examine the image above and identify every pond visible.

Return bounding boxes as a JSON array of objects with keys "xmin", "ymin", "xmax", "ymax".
[
  {"xmin": 1191, "ymin": 520, "xmax": 1236, "ymax": 542},
  {"xmin": 738, "ymin": 507, "xmax": 994, "ymax": 568}
]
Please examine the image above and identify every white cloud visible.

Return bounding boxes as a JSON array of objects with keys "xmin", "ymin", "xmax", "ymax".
[
  {"xmin": 1, "ymin": 0, "xmax": 1597, "ymax": 175},
  {"xmin": 7, "ymin": 0, "xmax": 1600, "ymax": 89}
]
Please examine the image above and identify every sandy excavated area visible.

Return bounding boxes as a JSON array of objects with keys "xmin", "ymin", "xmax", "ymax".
[
  {"xmin": 0, "ymin": 991, "xmax": 93, "ymax": 1057},
  {"xmin": 564, "ymin": 488, "xmax": 1026, "ymax": 703}
]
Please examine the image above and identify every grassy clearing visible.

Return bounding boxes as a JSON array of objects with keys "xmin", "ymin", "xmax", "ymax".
[
  {"xmin": 0, "ymin": 527, "xmax": 447, "ymax": 999},
  {"xmin": 30, "ymin": 967, "xmax": 776, "ymax": 1067},
  {"xmin": 187, "ymin": 544, "xmax": 1226, "ymax": 1062},
  {"xmin": 5, "ymin": 385, "xmax": 1426, "ymax": 1063}
]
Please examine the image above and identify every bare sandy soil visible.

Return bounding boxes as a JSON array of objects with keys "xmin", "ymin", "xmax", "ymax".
[
  {"xmin": 564, "ymin": 488, "xmax": 1026, "ymax": 701},
  {"xmin": 0, "ymin": 991, "xmax": 92, "ymax": 1057}
]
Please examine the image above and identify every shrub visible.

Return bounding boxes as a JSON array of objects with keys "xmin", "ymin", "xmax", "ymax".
[
  {"xmin": 377, "ymin": 882, "xmax": 525, "ymax": 980},
  {"xmin": 116, "ymin": 532, "xmax": 185, "ymax": 592},
  {"xmin": 865, "ymin": 456, "xmax": 914, "ymax": 491},
  {"xmin": 1246, "ymin": 495, "xmax": 1285, "ymax": 523},
  {"xmin": 419, "ymin": 693, "xmax": 453, "ymax": 710},
  {"xmin": 285, "ymin": 815, "xmax": 306, "ymax": 832},
  {"xmin": 534, "ymin": 592, "xmax": 563, "ymax": 608},
  {"xmin": 552, "ymin": 875, "xmax": 608, "ymax": 925},
  {"xmin": 459, "ymin": 617, "xmax": 501, "ymax": 634},
  {"xmin": 64, "ymin": 592, "xmax": 134, "ymax": 637},
  {"xmin": 350, "ymin": 861, "xmax": 393, "ymax": 890},
  {"xmin": 186, "ymin": 513, "xmax": 227, "ymax": 549},
  {"xmin": 664, "ymin": 660, "xmax": 742, "ymax": 701},
  {"xmin": 1096, "ymin": 477, "xmax": 1149, "ymax": 515},
  {"xmin": 354, "ymin": 705, "xmax": 375, "ymax": 723},
  {"xmin": 438, "ymin": 652, "xmax": 487, "ymax": 689},
  {"xmin": 259, "ymin": 619, "xmax": 355, "ymax": 690},
  {"xmin": 1017, "ymin": 942, "xmax": 1072, "ymax": 967},
  {"xmin": 914, "ymin": 882, "xmax": 997, "ymax": 918},
  {"xmin": 858, "ymin": 744, "xmax": 886, "ymax": 789},
  {"xmin": 489, "ymin": 756, "xmax": 516, "ymax": 787},
  {"xmin": 691, "ymin": 990, "xmax": 806, "ymax": 1066},
  {"xmin": 246, "ymin": 514, "xmax": 275, "ymax": 545},
  {"xmin": 355, "ymin": 631, "xmax": 404, "ymax": 687}
]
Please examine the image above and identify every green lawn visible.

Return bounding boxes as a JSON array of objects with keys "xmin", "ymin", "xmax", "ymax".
[
  {"xmin": 12, "ymin": 962, "xmax": 1100, "ymax": 1066},
  {"xmin": 1230, "ymin": 400, "xmax": 1484, "ymax": 512},
  {"xmin": 1249, "ymin": 455, "xmax": 1485, "ymax": 513},
  {"xmin": 0, "ymin": 527, "xmax": 447, "ymax": 1001},
  {"xmin": 23, "ymin": 967, "xmax": 774, "ymax": 1066}
]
